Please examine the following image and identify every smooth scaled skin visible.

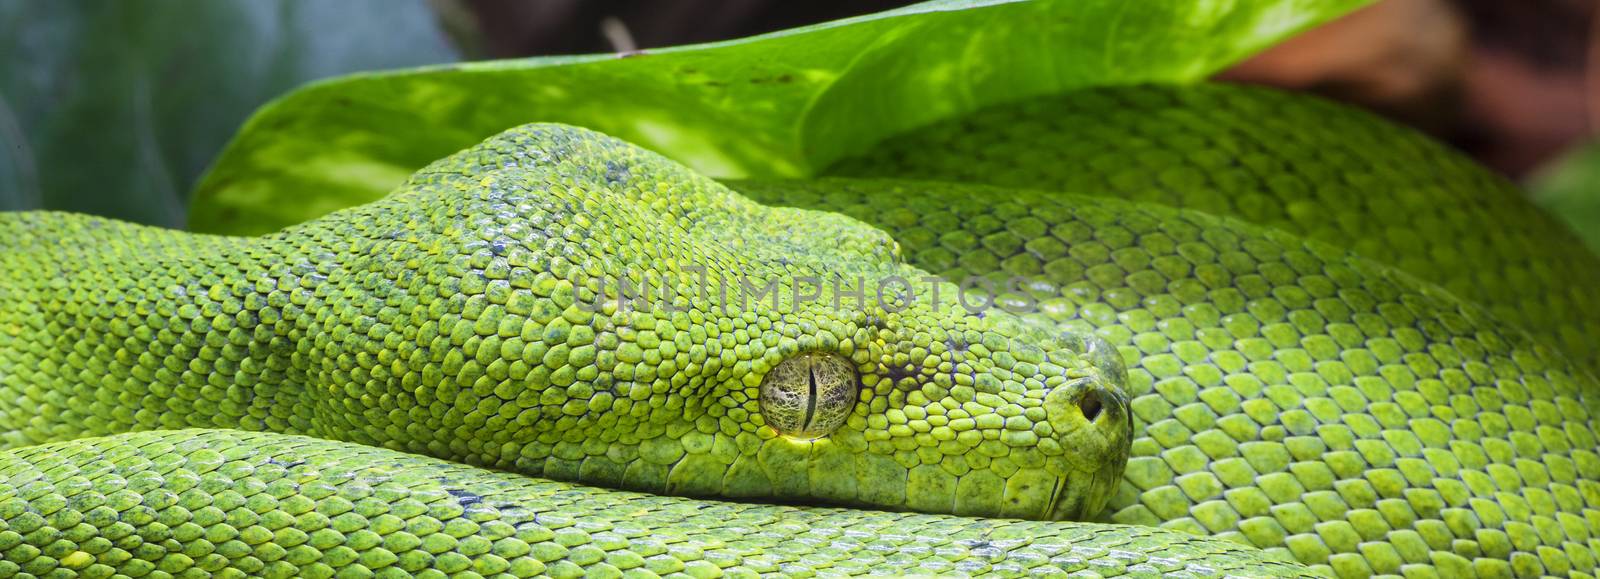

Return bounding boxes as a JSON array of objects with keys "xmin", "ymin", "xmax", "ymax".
[
  {"xmin": 830, "ymin": 82, "xmax": 1600, "ymax": 377},
  {"xmin": 733, "ymin": 177, "xmax": 1600, "ymax": 579},
  {"xmin": 0, "ymin": 124, "xmax": 1130, "ymax": 523},
  {"xmin": 0, "ymin": 429, "xmax": 1320, "ymax": 578}
]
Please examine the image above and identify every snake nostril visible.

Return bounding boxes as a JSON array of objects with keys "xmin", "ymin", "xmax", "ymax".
[{"xmin": 1078, "ymin": 390, "xmax": 1102, "ymax": 422}]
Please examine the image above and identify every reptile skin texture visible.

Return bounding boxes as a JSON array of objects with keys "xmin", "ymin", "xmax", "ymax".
[
  {"xmin": 0, "ymin": 429, "xmax": 1313, "ymax": 578},
  {"xmin": 2, "ymin": 80, "xmax": 1596, "ymax": 577},
  {"xmin": 0, "ymin": 124, "xmax": 1158, "ymax": 577},
  {"xmin": 830, "ymin": 83, "xmax": 1600, "ymax": 378},
  {"xmin": 732, "ymin": 177, "xmax": 1600, "ymax": 579}
]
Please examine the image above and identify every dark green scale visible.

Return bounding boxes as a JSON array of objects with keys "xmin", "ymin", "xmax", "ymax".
[
  {"xmin": 733, "ymin": 177, "xmax": 1600, "ymax": 579},
  {"xmin": 829, "ymin": 83, "xmax": 1600, "ymax": 375}
]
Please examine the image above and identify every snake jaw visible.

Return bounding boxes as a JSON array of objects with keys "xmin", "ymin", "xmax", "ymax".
[{"xmin": 1044, "ymin": 475, "xmax": 1073, "ymax": 521}]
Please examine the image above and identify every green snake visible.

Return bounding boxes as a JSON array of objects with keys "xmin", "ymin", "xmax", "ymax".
[{"xmin": 0, "ymin": 82, "xmax": 1596, "ymax": 578}]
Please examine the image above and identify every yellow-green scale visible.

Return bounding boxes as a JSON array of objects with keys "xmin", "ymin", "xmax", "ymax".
[
  {"xmin": 831, "ymin": 83, "xmax": 1600, "ymax": 378},
  {"xmin": 733, "ymin": 177, "xmax": 1600, "ymax": 579}
]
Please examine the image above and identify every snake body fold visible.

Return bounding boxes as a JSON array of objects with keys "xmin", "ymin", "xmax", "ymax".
[
  {"xmin": 0, "ymin": 82, "xmax": 1596, "ymax": 577},
  {"xmin": 829, "ymin": 83, "xmax": 1600, "ymax": 377},
  {"xmin": 0, "ymin": 430, "xmax": 1309, "ymax": 578},
  {"xmin": 732, "ymin": 176, "xmax": 1600, "ymax": 579}
]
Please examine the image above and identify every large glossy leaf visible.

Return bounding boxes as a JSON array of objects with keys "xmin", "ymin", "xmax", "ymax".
[
  {"xmin": 1532, "ymin": 140, "xmax": 1600, "ymax": 254},
  {"xmin": 189, "ymin": 0, "xmax": 1372, "ymax": 235},
  {"xmin": 0, "ymin": 0, "xmax": 456, "ymax": 229}
]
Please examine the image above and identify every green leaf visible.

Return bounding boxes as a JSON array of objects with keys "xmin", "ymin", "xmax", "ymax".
[
  {"xmin": 189, "ymin": 0, "xmax": 1372, "ymax": 235},
  {"xmin": 0, "ymin": 0, "xmax": 456, "ymax": 229},
  {"xmin": 1532, "ymin": 140, "xmax": 1600, "ymax": 254}
]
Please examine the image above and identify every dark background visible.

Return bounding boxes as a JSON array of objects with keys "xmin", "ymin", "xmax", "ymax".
[{"xmin": 1, "ymin": 0, "xmax": 1595, "ymax": 228}]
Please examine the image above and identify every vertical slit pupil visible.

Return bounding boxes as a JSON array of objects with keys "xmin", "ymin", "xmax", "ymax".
[{"xmin": 802, "ymin": 359, "xmax": 819, "ymax": 431}]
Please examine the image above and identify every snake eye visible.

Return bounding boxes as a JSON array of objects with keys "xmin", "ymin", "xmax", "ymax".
[{"xmin": 759, "ymin": 352, "xmax": 858, "ymax": 439}]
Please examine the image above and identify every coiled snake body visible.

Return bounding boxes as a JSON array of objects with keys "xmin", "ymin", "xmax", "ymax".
[{"xmin": 0, "ymin": 83, "xmax": 1597, "ymax": 578}]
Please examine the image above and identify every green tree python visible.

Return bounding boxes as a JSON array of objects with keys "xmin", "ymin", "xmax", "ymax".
[{"xmin": 0, "ymin": 83, "xmax": 1595, "ymax": 577}]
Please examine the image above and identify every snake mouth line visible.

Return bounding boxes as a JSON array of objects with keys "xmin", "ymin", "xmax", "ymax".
[{"xmin": 1044, "ymin": 476, "xmax": 1070, "ymax": 521}]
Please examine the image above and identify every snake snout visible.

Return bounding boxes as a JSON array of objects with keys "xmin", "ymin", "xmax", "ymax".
[
  {"xmin": 1039, "ymin": 335, "xmax": 1133, "ymax": 520},
  {"xmin": 1042, "ymin": 334, "xmax": 1131, "ymax": 435},
  {"xmin": 1042, "ymin": 365, "xmax": 1131, "ymax": 440},
  {"xmin": 1055, "ymin": 379, "xmax": 1124, "ymax": 429}
]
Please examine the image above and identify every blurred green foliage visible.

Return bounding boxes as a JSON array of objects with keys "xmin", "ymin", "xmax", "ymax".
[
  {"xmin": 184, "ymin": 0, "xmax": 1371, "ymax": 235},
  {"xmin": 1533, "ymin": 140, "xmax": 1600, "ymax": 253},
  {"xmin": 0, "ymin": 0, "xmax": 455, "ymax": 228}
]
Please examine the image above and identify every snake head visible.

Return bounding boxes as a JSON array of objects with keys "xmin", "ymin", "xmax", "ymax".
[
  {"xmin": 742, "ymin": 316, "xmax": 1132, "ymax": 521},
  {"xmin": 344, "ymin": 123, "xmax": 1131, "ymax": 522},
  {"xmin": 741, "ymin": 295, "xmax": 1132, "ymax": 521}
]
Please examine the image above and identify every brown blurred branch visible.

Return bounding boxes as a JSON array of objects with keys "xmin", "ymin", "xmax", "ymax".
[
  {"xmin": 1589, "ymin": 3, "xmax": 1600, "ymax": 131},
  {"xmin": 1225, "ymin": 0, "xmax": 1598, "ymax": 178}
]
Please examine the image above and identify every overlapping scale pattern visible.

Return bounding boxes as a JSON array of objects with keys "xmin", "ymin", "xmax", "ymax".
[
  {"xmin": 0, "ymin": 430, "xmax": 1314, "ymax": 578},
  {"xmin": 0, "ymin": 123, "xmax": 1139, "ymax": 577},
  {"xmin": 5, "ymin": 80, "xmax": 1597, "ymax": 577},
  {"xmin": 831, "ymin": 83, "xmax": 1600, "ymax": 376},
  {"xmin": 733, "ymin": 177, "xmax": 1600, "ymax": 579}
]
